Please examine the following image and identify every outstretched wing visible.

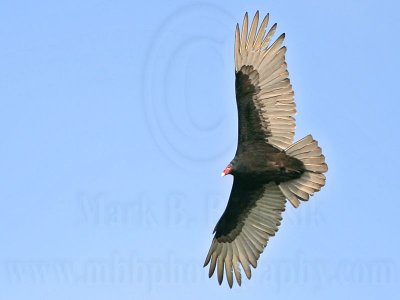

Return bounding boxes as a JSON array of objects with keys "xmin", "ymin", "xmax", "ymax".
[
  {"xmin": 204, "ymin": 180, "xmax": 286, "ymax": 287},
  {"xmin": 235, "ymin": 11, "xmax": 296, "ymax": 150}
]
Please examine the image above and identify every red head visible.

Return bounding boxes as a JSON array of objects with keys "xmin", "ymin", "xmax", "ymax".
[{"xmin": 221, "ymin": 163, "xmax": 233, "ymax": 176}]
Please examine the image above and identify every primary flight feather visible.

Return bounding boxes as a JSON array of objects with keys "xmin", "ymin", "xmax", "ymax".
[{"xmin": 204, "ymin": 11, "xmax": 328, "ymax": 288}]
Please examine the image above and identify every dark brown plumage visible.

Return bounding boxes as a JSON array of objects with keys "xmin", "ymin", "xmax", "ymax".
[{"xmin": 204, "ymin": 11, "xmax": 328, "ymax": 287}]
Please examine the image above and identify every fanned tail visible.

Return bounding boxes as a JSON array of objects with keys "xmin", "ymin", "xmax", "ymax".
[{"xmin": 279, "ymin": 135, "xmax": 328, "ymax": 207}]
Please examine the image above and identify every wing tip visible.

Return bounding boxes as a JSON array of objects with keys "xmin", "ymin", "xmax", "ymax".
[{"xmin": 243, "ymin": 11, "xmax": 248, "ymax": 25}]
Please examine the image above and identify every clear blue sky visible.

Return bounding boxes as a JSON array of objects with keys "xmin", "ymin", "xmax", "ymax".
[{"xmin": 1, "ymin": 0, "xmax": 399, "ymax": 299}]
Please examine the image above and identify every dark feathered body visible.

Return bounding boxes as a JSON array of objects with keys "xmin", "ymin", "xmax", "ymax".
[{"xmin": 232, "ymin": 142, "xmax": 305, "ymax": 183}]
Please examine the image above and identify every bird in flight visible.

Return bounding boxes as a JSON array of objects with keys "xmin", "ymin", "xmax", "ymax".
[{"xmin": 204, "ymin": 11, "xmax": 328, "ymax": 287}]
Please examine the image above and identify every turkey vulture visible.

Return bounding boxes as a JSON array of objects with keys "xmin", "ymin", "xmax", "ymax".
[{"xmin": 204, "ymin": 11, "xmax": 328, "ymax": 287}]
